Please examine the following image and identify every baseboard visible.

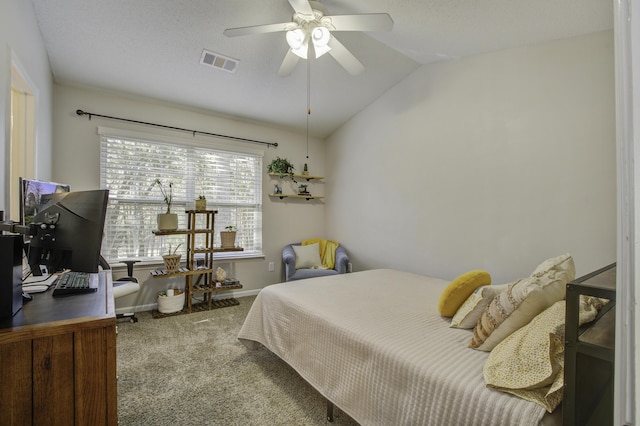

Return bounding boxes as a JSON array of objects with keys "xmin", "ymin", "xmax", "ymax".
[
  {"xmin": 115, "ymin": 288, "xmax": 261, "ymax": 315},
  {"xmin": 232, "ymin": 288, "xmax": 261, "ymax": 298}
]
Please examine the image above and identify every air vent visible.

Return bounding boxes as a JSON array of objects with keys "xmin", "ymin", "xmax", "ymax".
[{"xmin": 199, "ymin": 49, "xmax": 239, "ymax": 73}]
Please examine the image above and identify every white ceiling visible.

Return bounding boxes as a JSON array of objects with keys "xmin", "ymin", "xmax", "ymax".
[{"xmin": 30, "ymin": 0, "xmax": 613, "ymax": 139}]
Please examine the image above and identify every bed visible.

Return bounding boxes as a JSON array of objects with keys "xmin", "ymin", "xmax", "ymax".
[{"xmin": 238, "ymin": 268, "xmax": 567, "ymax": 425}]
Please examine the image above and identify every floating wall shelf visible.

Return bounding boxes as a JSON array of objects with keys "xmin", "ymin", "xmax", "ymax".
[{"xmin": 269, "ymin": 194, "xmax": 324, "ymax": 200}]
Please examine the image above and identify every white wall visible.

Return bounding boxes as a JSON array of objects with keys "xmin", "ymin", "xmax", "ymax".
[
  {"xmin": 52, "ymin": 84, "xmax": 326, "ymax": 306},
  {"xmin": 326, "ymin": 31, "xmax": 616, "ymax": 283},
  {"xmin": 0, "ymin": 0, "xmax": 53, "ymax": 217}
]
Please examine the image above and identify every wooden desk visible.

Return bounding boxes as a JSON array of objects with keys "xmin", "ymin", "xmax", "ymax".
[{"xmin": 0, "ymin": 271, "xmax": 117, "ymax": 426}]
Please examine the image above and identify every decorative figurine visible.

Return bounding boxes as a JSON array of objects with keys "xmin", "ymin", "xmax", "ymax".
[
  {"xmin": 274, "ymin": 184, "xmax": 282, "ymax": 194},
  {"xmin": 216, "ymin": 267, "xmax": 227, "ymax": 282}
]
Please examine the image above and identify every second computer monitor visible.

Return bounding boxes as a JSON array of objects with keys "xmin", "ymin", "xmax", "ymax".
[{"xmin": 28, "ymin": 189, "xmax": 109, "ymax": 275}]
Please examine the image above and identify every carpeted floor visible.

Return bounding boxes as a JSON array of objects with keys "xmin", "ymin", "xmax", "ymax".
[
  {"xmin": 116, "ymin": 296, "xmax": 360, "ymax": 425},
  {"xmin": 151, "ymin": 298, "xmax": 240, "ymax": 319}
]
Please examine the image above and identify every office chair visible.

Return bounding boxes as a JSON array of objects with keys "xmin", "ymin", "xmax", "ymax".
[{"xmin": 113, "ymin": 260, "xmax": 140, "ymax": 323}]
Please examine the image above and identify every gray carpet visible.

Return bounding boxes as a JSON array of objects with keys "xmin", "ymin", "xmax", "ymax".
[{"xmin": 116, "ymin": 296, "xmax": 360, "ymax": 425}]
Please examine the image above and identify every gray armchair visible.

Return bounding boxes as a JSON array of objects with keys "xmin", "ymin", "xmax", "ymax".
[{"xmin": 283, "ymin": 242, "xmax": 350, "ymax": 282}]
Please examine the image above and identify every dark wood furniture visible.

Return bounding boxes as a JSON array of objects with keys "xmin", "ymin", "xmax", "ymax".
[
  {"xmin": 0, "ymin": 271, "xmax": 117, "ymax": 426},
  {"xmin": 564, "ymin": 263, "xmax": 616, "ymax": 426}
]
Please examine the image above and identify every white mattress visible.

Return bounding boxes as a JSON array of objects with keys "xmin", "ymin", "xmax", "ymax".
[{"xmin": 238, "ymin": 269, "xmax": 557, "ymax": 425}]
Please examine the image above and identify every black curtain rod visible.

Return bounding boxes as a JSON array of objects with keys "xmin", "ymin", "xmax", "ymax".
[{"xmin": 75, "ymin": 109, "xmax": 278, "ymax": 148}]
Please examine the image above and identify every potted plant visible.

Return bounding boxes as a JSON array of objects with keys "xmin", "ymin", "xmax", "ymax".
[
  {"xmin": 153, "ymin": 179, "xmax": 178, "ymax": 230},
  {"xmin": 267, "ymin": 157, "xmax": 296, "ymax": 182},
  {"xmin": 298, "ymin": 184, "xmax": 309, "ymax": 195},
  {"xmin": 195, "ymin": 194, "xmax": 207, "ymax": 211},
  {"xmin": 162, "ymin": 243, "xmax": 183, "ymax": 272},
  {"xmin": 220, "ymin": 225, "xmax": 237, "ymax": 249}
]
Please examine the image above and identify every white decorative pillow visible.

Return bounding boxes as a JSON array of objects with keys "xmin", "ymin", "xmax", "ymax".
[
  {"xmin": 469, "ymin": 254, "xmax": 576, "ymax": 351},
  {"xmin": 292, "ymin": 243, "xmax": 322, "ymax": 269},
  {"xmin": 530, "ymin": 253, "xmax": 575, "ymax": 277},
  {"xmin": 450, "ymin": 284, "xmax": 509, "ymax": 329}
]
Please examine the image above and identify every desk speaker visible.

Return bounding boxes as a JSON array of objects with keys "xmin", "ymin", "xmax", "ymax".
[{"xmin": 0, "ymin": 235, "xmax": 23, "ymax": 318}]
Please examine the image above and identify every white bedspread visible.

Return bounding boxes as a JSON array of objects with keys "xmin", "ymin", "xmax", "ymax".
[{"xmin": 238, "ymin": 269, "xmax": 553, "ymax": 425}]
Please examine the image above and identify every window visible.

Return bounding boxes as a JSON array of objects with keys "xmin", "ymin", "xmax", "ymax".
[{"xmin": 99, "ymin": 128, "xmax": 262, "ymax": 262}]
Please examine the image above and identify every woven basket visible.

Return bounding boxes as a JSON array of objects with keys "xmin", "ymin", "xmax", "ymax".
[
  {"xmin": 220, "ymin": 231, "xmax": 236, "ymax": 249},
  {"xmin": 157, "ymin": 290, "xmax": 185, "ymax": 314},
  {"xmin": 162, "ymin": 254, "xmax": 181, "ymax": 272},
  {"xmin": 195, "ymin": 199, "xmax": 206, "ymax": 211}
]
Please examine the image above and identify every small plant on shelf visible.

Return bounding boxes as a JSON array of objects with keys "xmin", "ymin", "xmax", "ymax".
[
  {"xmin": 267, "ymin": 157, "xmax": 296, "ymax": 182},
  {"xmin": 221, "ymin": 226, "xmax": 237, "ymax": 249},
  {"xmin": 152, "ymin": 179, "xmax": 174, "ymax": 214},
  {"xmin": 166, "ymin": 243, "xmax": 183, "ymax": 255},
  {"xmin": 162, "ymin": 243, "xmax": 183, "ymax": 272},
  {"xmin": 195, "ymin": 194, "xmax": 207, "ymax": 211},
  {"xmin": 298, "ymin": 184, "xmax": 310, "ymax": 195}
]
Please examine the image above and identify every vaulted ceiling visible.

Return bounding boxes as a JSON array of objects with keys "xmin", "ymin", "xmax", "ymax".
[{"xmin": 30, "ymin": 0, "xmax": 613, "ymax": 138}]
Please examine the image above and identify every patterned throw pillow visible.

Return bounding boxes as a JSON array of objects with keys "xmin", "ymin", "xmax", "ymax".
[
  {"xmin": 483, "ymin": 296, "xmax": 608, "ymax": 412},
  {"xmin": 469, "ymin": 254, "xmax": 575, "ymax": 351},
  {"xmin": 450, "ymin": 284, "xmax": 509, "ymax": 329}
]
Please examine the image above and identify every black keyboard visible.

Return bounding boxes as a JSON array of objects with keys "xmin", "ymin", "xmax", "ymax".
[{"xmin": 52, "ymin": 271, "xmax": 99, "ymax": 296}]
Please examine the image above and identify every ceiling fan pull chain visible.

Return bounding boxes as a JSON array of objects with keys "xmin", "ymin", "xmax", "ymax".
[{"xmin": 306, "ymin": 56, "xmax": 311, "ymax": 159}]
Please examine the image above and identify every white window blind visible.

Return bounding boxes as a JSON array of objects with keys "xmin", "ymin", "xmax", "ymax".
[{"xmin": 99, "ymin": 130, "xmax": 262, "ymax": 262}]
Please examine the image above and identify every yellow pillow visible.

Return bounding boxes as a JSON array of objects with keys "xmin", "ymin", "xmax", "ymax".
[{"xmin": 438, "ymin": 270, "xmax": 491, "ymax": 317}]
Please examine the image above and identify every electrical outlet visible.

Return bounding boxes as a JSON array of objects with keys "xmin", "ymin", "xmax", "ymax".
[{"xmin": 268, "ymin": 262, "xmax": 275, "ymax": 272}]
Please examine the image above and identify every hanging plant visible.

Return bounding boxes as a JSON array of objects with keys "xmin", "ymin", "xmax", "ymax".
[{"xmin": 267, "ymin": 157, "xmax": 296, "ymax": 182}]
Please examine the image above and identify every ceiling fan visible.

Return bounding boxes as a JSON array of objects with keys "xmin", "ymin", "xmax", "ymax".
[{"xmin": 223, "ymin": 0, "xmax": 393, "ymax": 76}]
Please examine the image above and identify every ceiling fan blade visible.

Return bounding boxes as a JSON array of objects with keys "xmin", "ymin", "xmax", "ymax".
[
  {"xmin": 278, "ymin": 49, "xmax": 300, "ymax": 77},
  {"xmin": 324, "ymin": 13, "xmax": 394, "ymax": 32},
  {"xmin": 288, "ymin": 0, "xmax": 314, "ymax": 16},
  {"xmin": 224, "ymin": 22, "xmax": 296, "ymax": 37},
  {"xmin": 327, "ymin": 36, "xmax": 365, "ymax": 76}
]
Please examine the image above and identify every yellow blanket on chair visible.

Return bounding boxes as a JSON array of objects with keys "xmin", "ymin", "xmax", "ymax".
[{"xmin": 302, "ymin": 238, "xmax": 340, "ymax": 270}]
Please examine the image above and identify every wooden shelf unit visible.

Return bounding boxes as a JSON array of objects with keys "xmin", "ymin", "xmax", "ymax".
[{"xmin": 151, "ymin": 210, "xmax": 243, "ymax": 312}]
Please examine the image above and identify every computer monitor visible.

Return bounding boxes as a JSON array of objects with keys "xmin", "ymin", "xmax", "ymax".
[
  {"xmin": 19, "ymin": 177, "xmax": 70, "ymax": 226},
  {"xmin": 27, "ymin": 189, "xmax": 109, "ymax": 276}
]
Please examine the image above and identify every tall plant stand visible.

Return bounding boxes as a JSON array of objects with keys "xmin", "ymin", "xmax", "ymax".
[{"xmin": 151, "ymin": 210, "xmax": 243, "ymax": 313}]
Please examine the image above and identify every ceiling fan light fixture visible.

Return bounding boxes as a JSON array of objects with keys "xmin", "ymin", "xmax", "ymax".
[
  {"xmin": 291, "ymin": 43, "xmax": 309, "ymax": 59},
  {"xmin": 225, "ymin": 1, "xmax": 394, "ymax": 76},
  {"xmin": 286, "ymin": 28, "xmax": 306, "ymax": 49},
  {"xmin": 311, "ymin": 26, "xmax": 331, "ymax": 58},
  {"xmin": 311, "ymin": 26, "xmax": 330, "ymax": 46},
  {"xmin": 286, "ymin": 28, "xmax": 309, "ymax": 59}
]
